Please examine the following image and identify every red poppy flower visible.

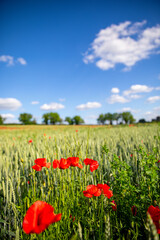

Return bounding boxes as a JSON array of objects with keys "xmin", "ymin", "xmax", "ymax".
[
  {"xmin": 49, "ymin": 136, "xmax": 51, "ymax": 139},
  {"xmin": 131, "ymin": 205, "xmax": 137, "ymax": 216},
  {"xmin": 83, "ymin": 185, "xmax": 101, "ymax": 198},
  {"xmin": 34, "ymin": 158, "xmax": 47, "ymax": 167},
  {"xmin": 23, "ymin": 201, "xmax": 62, "ymax": 234},
  {"xmin": 130, "ymin": 154, "xmax": 133, "ymax": 157},
  {"xmin": 28, "ymin": 139, "xmax": 33, "ymax": 143},
  {"xmin": 27, "ymin": 181, "xmax": 30, "ymax": 184},
  {"xmin": 59, "ymin": 158, "xmax": 70, "ymax": 169},
  {"xmin": 147, "ymin": 205, "xmax": 160, "ymax": 234},
  {"xmin": 97, "ymin": 184, "xmax": 113, "ymax": 199},
  {"xmin": 32, "ymin": 158, "xmax": 51, "ymax": 171},
  {"xmin": 67, "ymin": 157, "xmax": 83, "ymax": 169},
  {"xmin": 111, "ymin": 200, "xmax": 117, "ymax": 211},
  {"xmin": 83, "ymin": 158, "xmax": 99, "ymax": 172},
  {"xmin": 76, "ymin": 130, "xmax": 78, "ymax": 132},
  {"xmin": 53, "ymin": 158, "xmax": 70, "ymax": 169},
  {"xmin": 53, "ymin": 159, "xmax": 60, "ymax": 169},
  {"xmin": 32, "ymin": 165, "xmax": 42, "ymax": 171}
]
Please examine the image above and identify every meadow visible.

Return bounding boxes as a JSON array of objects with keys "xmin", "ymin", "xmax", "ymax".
[{"xmin": 0, "ymin": 124, "xmax": 159, "ymax": 240}]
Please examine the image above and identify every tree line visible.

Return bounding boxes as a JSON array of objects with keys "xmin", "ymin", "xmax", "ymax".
[
  {"xmin": 97, "ymin": 112, "xmax": 136, "ymax": 125},
  {"xmin": 0, "ymin": 112, "xmax": 160, "ymax": 125}
]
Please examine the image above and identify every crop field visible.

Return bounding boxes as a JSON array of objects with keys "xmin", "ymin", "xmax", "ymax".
[{"xmin": 0, "ymin": 124, "xmax": 160, "ymax": 240}]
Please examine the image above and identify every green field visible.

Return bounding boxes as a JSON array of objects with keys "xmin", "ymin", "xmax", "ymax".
[{"xmin": 0, "ymin": 124, "xmax": 160, "ymax": 239}]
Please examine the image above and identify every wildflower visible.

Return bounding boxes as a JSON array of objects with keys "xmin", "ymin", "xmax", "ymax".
[
  {"xmin": 28, "ymin": 139, "xmax": 33, "ymax": 144},
  {"xmin": 49, "ymin": 136, "xmax": 51, "ymax": 139},
  {"xmin": 83, "ymin": 158, "xmax": 99, "ymax": 172},
  {"xmin": 32, "ymin": 165, "xmax": 42, "ymax": 171},
  {"xmin": 147, "ymin": 205, "xmax": 160, "ymax": 234},
  {"xmin": 32, "ymin": 158, "xmax": 51, "ymax": 171},
  {"xmin": 131, "ymin": 205, "xmax": 137, "ymax": 216},
  {"xmin": 76, "ymin": 130, "xmax": 78, "ymax": 132},
  {"xmin": 53, "ymin": 158, "xmax": 70, "ymax": 169},
  {"xmin": 23, "ymin": 201, "xmax": 62, "ymax": 234},
  {"xmin": 27, "ymin": 181, "xmax": 30, "ymax": 184},
  {"xmin": 44, "ymin": 133, "xmax": 46, "ymax": 136},
  {"xmin": 130, "ymin": 154, "xmax": 133, "ymax": 157},
  {"xmin": 111, "ymin": 200, "xmax": 117, "ymax": 211},
  {"xmin": 83, "ymin": 185, "xmax": 101, "ymax": 198},
  {"xmin": 97, "ymin": 184, "xmax": 113, "ymax": 199},
  {"xmin": 67, "ymin": 157, "xmax": 83, "ymax": 169}
]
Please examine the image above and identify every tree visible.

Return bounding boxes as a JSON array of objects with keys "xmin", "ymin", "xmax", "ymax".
[
  {"xmin": 42, "ymin": 113, "xmax": 50, "ymax": 125},
  {"xmin": 138, "ymin": 118, "xmax": 146, "ymax": 123},
  {"xmin": 19, "ymin": 113, "xmax": 34, "ymax": 125},
  {"xmin": 65, "ymin": 117, "xmax": 74, "ymax": 125},
  {"xmin": 49, "ymin": 112, "xmax": 62, "ymax": 125},
  {"xmin": 112, "ymin": 113, "xmax": 121, "ymax": 125},
  {"xmin": 0, "ymin": 115, "xmax": 5, "ymax": 125},
  {"xmin": 121, "ymin": 112, "xmax": 135, "ymax": 124},
  {"xmin": 97, "ymin": 114, "xmax": 105, "ymax": 125},
  {"xmin": 72, "ymin": 116, "xmax": 84, "ymax": 125},
  {"xmin": 104, "ymin": 113, "xmax": 113, "ymax": 125}
]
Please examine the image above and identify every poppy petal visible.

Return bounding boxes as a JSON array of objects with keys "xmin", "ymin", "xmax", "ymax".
[{"xmin": 32, "ymin": 165, "xmax": 42, "ymax": 171}]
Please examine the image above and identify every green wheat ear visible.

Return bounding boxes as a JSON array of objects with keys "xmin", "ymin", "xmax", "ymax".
[
  {"xmin": 104, "ymin": 212, "xmax": 111, "ymax": 240},
  {"xmin": 146, "ymin": 213, "xmax": 159, "ymax": 240}
]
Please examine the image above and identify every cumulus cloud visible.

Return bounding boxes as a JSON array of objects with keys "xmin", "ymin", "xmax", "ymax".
[
  {"xmin": 83, "ymin": 21, "xmax": 160, "ymax": 71},
  {"xmin": 0, "ymin": 55, "xmax": 27, "ymax": 66},
  {"xmin": 76, "ymin": 102, "xmax": 102, "ymax": 110},
  {"xmin": 107, "ymin": 95, "xmax": 129, "ymax": 104},
  {"xmin": 0, "ymin": 98, "xmax": 22, "ymax": 110},
  {"xmin": 147, "ymin": 96, "xmax": 160, "ymax": 103},
  {"xmin": 40, "ymin": 102, "xmax": 65, "ymax": 110},
  {"xmin": 117, "ymin": 107, "xmax": 140, "ymax": 113},
  {"xmin": 111, "ymin": 87, "xmax": 120, "ymax": 93},
  {"xmin": 123, "ymin": 84, "xmax": 153, "ymax": 95},
  {"xmin": 31, "ymin": 101, "xmax": 39, "ymax": 105},
  {"xmin": 0, "ymin": 55, "xmax": 14, "ymax": 66},
  {"xmin": 1, "ymin": 113, "xmax": 15, "ymax": 119},
  {"xmin": 17, "ymin": 57, "xmax": 27, "ymax": 65},
  {"xmin": 144, "ymin": 106, "xmax": 160, "ymax": 120}
]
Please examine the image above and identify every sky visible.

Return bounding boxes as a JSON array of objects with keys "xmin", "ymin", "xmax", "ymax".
[{"xmin": 0, "ymin": 0, "xmax": 160, "ymax": 124}]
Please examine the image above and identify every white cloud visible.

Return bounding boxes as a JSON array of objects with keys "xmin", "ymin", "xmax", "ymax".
[
  {"xmin": 0, "ymin": 55, "xmax": 27, "ymax": 66},
  {"xmin": 31, "ymin": 101, "xmax": 39, "ymax": 105},
  {"xmin": 155, "ymin": 86, "xmax": 160, "ymax": 90},
  {"xmin": 111, "ymin": 87, "xmax": 120, "ymax": 93},
  {"xmin": 129, "ymin": 94, "xmax": 142, "ymax": 99},
  {"xmin": 117, "ymin": 107, "xmax": 140, "ymax": 113},
  {"xmin": 107, "ymin": 94, "xmax": 129, "ymax": 104},
  {"xmin": 17, "ymin": 57, "xmax": 27, "ymax": 65},
  {"xmin": 76, "ymin": 102, "xmax": 102, "ymax": 110},
  {"xmin": 144, "ymin": 107, "xmax": 160, "ymax": 121},
  {"xmin": 40, "ymin": 102, "xmax": 65, "ymax": 110},
  {"xmin": 123, "ymin": 84, "xmax": 153, "ymax": 95},
  {"xmin": 1, "ymin": 113, "xmax": 15, "ymax": 119},
  {"xmin": 0, "ymin": 98, "xmax": 22, "ymax": 110},
  {"xmin": 147, "ymin": 96, "xmax": 160, "ymax": 103},
  {"xmin": 0, "ymin": 55, "xmax": 14, "ymax": 66},
  {"xmin": 83, "ymin": 21, "xmax": 160, "ymax": 71},
  {"xmin": 59, "ymin": 98, "xmax": 66, "ymax": 102}
]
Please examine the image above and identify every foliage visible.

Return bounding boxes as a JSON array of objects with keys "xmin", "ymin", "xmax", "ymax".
[
  {"xmin": 72, "ymin": 116, "xmax": 84, "ymax": 125},
  {"xmin": 42, "ymin": 112, "xmax": 62, "ymax": 125},
  {"xmin": 18, "ymin": 113, "xmax": 36, "ymax": 125},
  {"xmin": 65, "ymin": 117, "xmax": 74, "ymax": 125},
  {"xmin": 0, "ymin": 115, "xmax": 5, "ymax": 125}
]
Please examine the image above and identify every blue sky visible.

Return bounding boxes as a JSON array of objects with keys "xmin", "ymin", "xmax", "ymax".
[{"xmin": 0, "ymin": 0, "xmax": 160, "ymax": 124}]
